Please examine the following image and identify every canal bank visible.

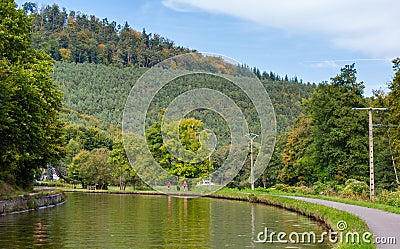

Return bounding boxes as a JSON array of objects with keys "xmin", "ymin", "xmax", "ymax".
[{"xmin": 0, "ymin": 192, "xmax": 65, "ymax": 215}]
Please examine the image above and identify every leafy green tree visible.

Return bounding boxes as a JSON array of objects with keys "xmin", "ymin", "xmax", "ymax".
[
  {"xmin": 64, "ymin": 124, "xmax": 112, "ymax": 151},
  {"xmin": 306, "ymin": 64, "xmax": 368, "ymax": 183},
  {"xmin": 146, "ymin": 118, "xmax": 211, "ymax": 179},
  {"xmin": 387, "ymin": 58, "xmax": 400, "ymax": 185},
  {"xmin": 64, "ymin": 138, "xmax": 83, "ymax": 165},
  {"xmin": 68, "ymin": 150, "xmax": 87, "ymax": 186},
  {"xmin": 280, "ymin": 64, "xmax": 368, "ymax": 186},
  {"xmin": 0, "ymin": 0, "xmax": 64, "ymax": 190},
  {"xmin": 261, "ymin": 135, "xmax": 285, "ymax": 188},
  {"xmin": 109, "ymin": 138, "xmax": 136, "ymax": 190},
  {"xmin": 369, "ymin": 90, "xmax": 399, "ymax": 190},
  {"xmin": 280, "ymin": 115, "xmax": 315, "ymax": 185},
  {"xmin": 71, "ymin": 148, "xmax": 112, "ymax": 189}
]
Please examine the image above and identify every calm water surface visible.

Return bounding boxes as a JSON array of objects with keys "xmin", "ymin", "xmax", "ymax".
[{"xmin": 0, "ymin": 193, "xmax": 331, "ymax": 248}]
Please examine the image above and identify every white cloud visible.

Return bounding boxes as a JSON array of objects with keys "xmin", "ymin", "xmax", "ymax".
[
  {"xmin": 162, "ymin": 0, "xmax": 400, "ymax": 57},
  {"xmin": 308, "ymin": 58, "xmax": 392, "ymax": 68},
  {"xmin": 310, "ymin": 60, "xmax": 339, "ymax": 68}
]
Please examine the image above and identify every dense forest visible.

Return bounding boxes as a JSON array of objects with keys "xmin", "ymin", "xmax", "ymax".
[{"xmin": 2, "ymin": 1, "xmax": 400, "ymax": 198}]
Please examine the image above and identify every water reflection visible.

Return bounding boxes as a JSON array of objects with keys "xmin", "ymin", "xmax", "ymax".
[
  {"xmin": 33, "ymin": 218, "xmax": 47, "ymax": 246},
  {"xmin": 0, "ymin": 193, "xmax": 331, "ymax": 248},
  {"xmin": 251, "ymin": 205, "xmax": 255, "ymax": 248}
]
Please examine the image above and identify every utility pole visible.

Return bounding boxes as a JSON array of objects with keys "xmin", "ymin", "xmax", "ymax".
[
  {"xmin": 352, "ymin": 107, "xmax": 388, "ymax": 199},
  {"xmin": 246, "ymin": 133, "xmax": 258, "ymax": 190}
]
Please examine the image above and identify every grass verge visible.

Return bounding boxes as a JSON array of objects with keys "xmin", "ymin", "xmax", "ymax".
[{"xmin": 266, "ymin": 190, "xmax": 400, "ymax": 215}]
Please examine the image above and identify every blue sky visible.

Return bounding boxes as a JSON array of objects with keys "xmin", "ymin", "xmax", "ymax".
[{"xmin": 16, "ymin": 0, "xmax": 400, "ymax": 96}]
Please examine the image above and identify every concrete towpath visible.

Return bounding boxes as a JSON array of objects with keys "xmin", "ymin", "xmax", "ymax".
[{"xmin": 285, "ymin": 196, "xmax": 400, "ymax": 249}]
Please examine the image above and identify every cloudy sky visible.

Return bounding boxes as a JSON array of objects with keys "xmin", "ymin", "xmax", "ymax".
[{"xmin": 16, "ymin": 0, "xmax": 400, "ymax": 96}]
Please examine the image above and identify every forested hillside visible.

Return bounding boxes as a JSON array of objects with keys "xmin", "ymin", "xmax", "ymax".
[
  {"xmin": 22, "ymin": 2, "xmax": 192, "ymax": 67},
  {"xmin": 55, "ymin": 62, "xmax": 315, "ymax": 133},
  {"xmin": 53, "ymin": 61, "xmax": 314, "ymax": 188}
]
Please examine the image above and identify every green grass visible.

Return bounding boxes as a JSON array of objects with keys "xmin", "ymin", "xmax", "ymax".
[
  {"xmin": 213, "ymin": 188, "xmax": 376, "ymax": 249},
  {"xmin": 265, "ymin": 189, "xmax": 400, "ymax": 215}
]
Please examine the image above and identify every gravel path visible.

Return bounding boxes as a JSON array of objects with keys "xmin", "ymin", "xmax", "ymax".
[{"xmin": 285, "ymin": 196, "xmax": 400, "ymax": 249}]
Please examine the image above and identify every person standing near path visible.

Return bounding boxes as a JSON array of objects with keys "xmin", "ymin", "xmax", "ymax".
[
  {"xmin": 183, "ymin": 181, "xmax": 188, "ymax": 191},
  {"xmin": 167, "ymin": 181, "xmax": 171, "ymax": 191}
]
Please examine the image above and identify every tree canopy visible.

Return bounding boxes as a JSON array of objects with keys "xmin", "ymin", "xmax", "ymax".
[
  {"xmin": 280, "ymin": 64, "xmax": 369, "ymax": 185},
  {"xmin": 0, "ymin": 0, "xmax": 64, "ymax": 190}
]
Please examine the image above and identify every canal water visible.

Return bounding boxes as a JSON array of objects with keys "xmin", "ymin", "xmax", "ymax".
[{"xmin": 0, "ymin": 193, "xmax": 331, "ymax": 248}]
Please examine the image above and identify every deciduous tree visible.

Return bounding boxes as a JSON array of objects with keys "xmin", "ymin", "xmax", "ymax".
[{"xmin": 0, "ymin": 0, "xmax": 64, "ymax": 189}]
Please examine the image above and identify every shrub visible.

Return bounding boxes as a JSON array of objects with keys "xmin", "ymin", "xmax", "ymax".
[
  {"xmin": 27, "ymin": 199, "xmax": 39, "ymax": 209},
  {"xmin": 341, "ymin": 179, "xmax": 369, "ymax": 198},
  {"xmin": 271, "ymin": 184, "xmax": 313, "ymax": 195},
  {"xmin": 293, "ymin": 185, "xmax": 314, "ymax": 195},
  {"xmin": 254, "ymin": 186, "xmax": 269, "ymax": 193},
  {"xmin": 0, "ymin": 181, "xmax": 16, "ymax": 198},
  {"xmin": 377, "ymin": 190, "xmax": 400, "ymax": 207},
  {"xmin": 273, "ymin": 183, "xmax": 290, "ymax": 192}
]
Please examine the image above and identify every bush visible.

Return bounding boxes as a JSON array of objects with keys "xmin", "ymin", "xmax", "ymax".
[
  {"xmin": 247, "ymin": 194, "xmax": 258, "ymax": 203},
  {"xmin": 273, "ymin": 183, "xmax": 290, "ymax": 191},
  {"xmin": 271, "ymin": 184, "xmax": 313, "ymax": 195},
  {"xmin": 312, "ymin": 181, "xmax": 341, "ymax": 196},
  {"xmin": 0, "ymin": 181, "xmax": 16, "ymax": 197},
  {"xmin": 377, "ymin": 190, "xmax": 400, "ymax": 207},
  {"xmin": 254, "ymin": 186, "xmax": 269, "ymax": 193},
  {"xmin": 27, "ymin": 199, "xmax": 39, "ymax": 209},
  {"xmin": 341, "ymin": 179, "xmax": 369, "ymax": 198},
  {"xmin": 293, "ymin": 185, "xmax": 314, "ymax": 195}
]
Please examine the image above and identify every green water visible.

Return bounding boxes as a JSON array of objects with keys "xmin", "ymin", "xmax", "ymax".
[{"xmin": 0, "ymin": 193, "xmax": 331, "ymax": 248}]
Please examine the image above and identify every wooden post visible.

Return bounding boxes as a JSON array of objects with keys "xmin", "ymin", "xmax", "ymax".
[
  {"xmin": 246, "ymin": 133, "xmax": 258, "ymax": 190},
  {"xmin": 250, "ymin": 139, "xmax": 254, "ymax": 190},
  {"xmin": 352, "ymin": 107, "xmax": 387, "ymax": 200},
  {"xmin": 368, "ymin": 109, "xmax": 375, "ymax": 199}
]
